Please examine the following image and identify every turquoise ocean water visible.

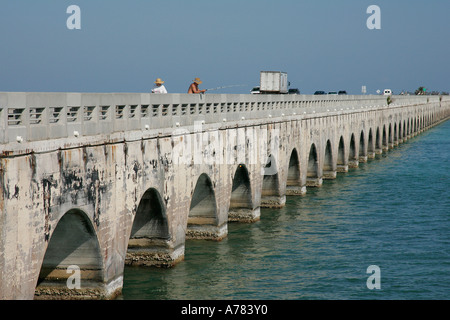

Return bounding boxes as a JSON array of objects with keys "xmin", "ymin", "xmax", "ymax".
[{"xmin": 119, "ymin": 120, "xmax": 449, "ymax": 300}]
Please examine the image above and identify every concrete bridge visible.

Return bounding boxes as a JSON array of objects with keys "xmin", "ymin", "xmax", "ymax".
[{"xmin": 1, "ymin": 91, "xmax": 449, "ymax": 299}]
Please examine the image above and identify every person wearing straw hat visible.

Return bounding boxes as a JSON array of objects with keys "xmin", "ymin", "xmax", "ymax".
[
  {"xmin": 188, "ymin": 77, "xmax": 206, "ymax": 94},
  {"xmin": 152, "ymin": 78, "xmax": 168, "ymax": 94}
]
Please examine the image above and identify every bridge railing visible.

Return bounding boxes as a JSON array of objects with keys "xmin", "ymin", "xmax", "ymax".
[{"xmin": 0, "ymin": 92, "xmax": 443, "ymax": 145}]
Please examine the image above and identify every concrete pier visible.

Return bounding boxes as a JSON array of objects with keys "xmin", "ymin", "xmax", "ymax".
[{"xmin": 0, "ymin": 92, "xmax": 449, "ymax": 299}]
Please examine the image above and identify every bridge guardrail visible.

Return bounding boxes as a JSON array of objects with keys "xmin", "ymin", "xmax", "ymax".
[{"xmin": 0, "ymin": 92, "xmax": 444, "ymax": 145}]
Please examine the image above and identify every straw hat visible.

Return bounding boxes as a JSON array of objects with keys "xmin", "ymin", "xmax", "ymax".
[
  {"xmin": 154, "ymin": 78, "xmax": 165, "ymax": 84},
  {"xmin": 193, "ymin": 77, "xmax": 202, "ymax": 84}
]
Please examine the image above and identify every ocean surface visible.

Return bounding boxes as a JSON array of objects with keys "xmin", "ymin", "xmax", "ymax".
[{"xmin": 119, "ymin": 120, "xmax": 449, "ymax": 300}]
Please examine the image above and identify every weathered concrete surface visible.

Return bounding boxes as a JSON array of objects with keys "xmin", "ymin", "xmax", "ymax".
[{"xmin": 0, "ymin": 92, "xmax": 449, "ymax": 299}]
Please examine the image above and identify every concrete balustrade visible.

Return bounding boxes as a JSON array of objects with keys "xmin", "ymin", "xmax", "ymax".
[{"xmin": 1, "ymin": 92, "xmax": 443, "ymax": 145}]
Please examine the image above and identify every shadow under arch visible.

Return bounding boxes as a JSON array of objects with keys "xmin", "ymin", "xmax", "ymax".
[
  {"xmin": 34, "ymin": 209, "xmax": 106, "ymax": 299},
  {"xmin": 394, "ymin": 122, "xmax": 398, "ymax": 144},
  {"xmin": 349, "ymin": 133, "xmax": 358, "ymax": 168},
  {"xmin": 306, "ymin": 143, "xmax": 322, "ymax": 187},
  {"xmin": 228, "ymin": 164, "xmax": 259, "ymax": 222},
  {"xmin": 323, "ymin": 140, "xmax": 336, "ymax": 179},
  {"xmin": 130, "ymin": 188, "xmax": 169, "ymax": 240},
  {"xmin": 388, "ymin": 123, "xmax": 393, "ymax": 147},
  {"xmin": 261, "ymin": 154, "xmax": 285, "ymax": 208},
  {"xmin": 126, "ymin": 188, "xmax": 180, "ymax": 268},
  {"xmin": 367, "ymin": 128, "xmax": 375, "ymax": 158},
  {"xmin": 382, "ymin": 125, "xmax": 388, "ymax": 151},
  {"xmin": 337, "ymin": 136, "xmax": 348, "ymax": 172},
  {"xmin": 375, "ymin": 127, "xmax": 382, "ymax": 153},
  {"xmin": 403, "ymin": 120, "xmax": 407, "ymax": 138},
  {"xmin": 286, "ymin": 148, "xmax": 305, "ymax": 195},
  {"xmin": 187, "ymin": 173, "xmax": 225, "ymax": 240},
  {"xmin": 359, "ymin": 130, "xmax": 367, "ymax": 162}
]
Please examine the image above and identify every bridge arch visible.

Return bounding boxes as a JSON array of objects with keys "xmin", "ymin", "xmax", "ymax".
[
  {"xmin": 187, "ymin": 173, "xmax": 219, "ymax": 239},
  {"xmin": 394, "ymin": 123, "xmax": 398, "ymax": 144},
  {"xmin": 35, "ymin": 209, "xmax": 104, "ymax": 298},
  {"xmin": 366, "ymin": 128, "xmax": 374, "ymax": 158},
  {"xmin": 337, "ymin": 136, "xmax": 347, "ymax": 172},
  {"xmin": 375, "ymin": 127, "xmax": 381, "ymax": 152},
  {"xmin": 126, "ymin": 188, "xmax": 178, "ymax": 267},
  {"xmin": 130, "ymin": 188, "xmax": 169, "ymax": 240},
  {"xmin": 349, "ymin": 133, "xmax": 358, "ymax": 167},
  {"xmin": 359, "ymin": 130, "xmax": 367, "ymax": 161},
  {"xmin": 286, "ymin": 148, "xmax": 303, "ymax": 194},
  {"xmin": 229, "ymin": 164, "xmax": 258, "ymax": 222},
  {"xmin": 388, "ymin": 123, "xmax": 393, "ymax": 147},
  {"xmin": 306, "ymin": 143, "xmax": 321, "ymax": 186},
  {"xmin": 382, "ymin": 125, "xmax": 388, "ymax": 150},
  {"xmin": 323, "ymin": 140, "xmax": 336, "ymax": 179},
  {"xmin": 261, "ymin": 154, "xmax": 285, "ymax": 207}
]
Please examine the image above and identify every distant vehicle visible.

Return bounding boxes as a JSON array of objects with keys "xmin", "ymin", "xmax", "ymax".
[
  {"xmin": 314, "ymin": 91, "xmax": 326, "ymax": 95},
  {"xmin": 338, "ymin": 90, "xmax": 347, "ymax": 95},
  {"xmin": 250, "ymin": 86, "xmax": 260, "ymax": 94},
  {"xmin": 328, "ymin": 91, "xmax": 338, "ymax": 95},
  {"xmin": 259, "ymin": 71, "xmax": 288, "ymax": 94},
  {"xmin": 383, "ymin": 89, "xmax": 392, "ymax": 96},
  {"xmin": 288, "ymin": 88, "xmax": 300, "ymax": 94}
]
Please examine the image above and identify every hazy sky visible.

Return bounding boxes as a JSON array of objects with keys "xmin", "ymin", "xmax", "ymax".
[{"xmin": 1, "ymin": 0, "xmax": 449, "ymax": 94}]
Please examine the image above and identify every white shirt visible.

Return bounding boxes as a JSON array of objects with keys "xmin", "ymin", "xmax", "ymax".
[{"xmin": 152, "ymin": 85, "xmax": 167, "ymax": 94}]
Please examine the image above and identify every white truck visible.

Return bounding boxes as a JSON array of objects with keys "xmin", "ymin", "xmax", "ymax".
[
  {"xmin": 259, "ymin": 71, "xmax": 288, "ymax": 94},
  {"xmin": 383, "ymin": 89, "xmax": 392, "ymax": 96}
]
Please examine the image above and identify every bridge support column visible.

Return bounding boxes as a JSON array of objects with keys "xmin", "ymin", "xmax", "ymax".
[
  {"xmin": 306, "ymin": 177, "xmax": 323, "ymax": 187},
  {"xmin": 228, "ymin": 207, "xmax": 261, "ymax": 223},
  {"xmin": 126, "ymin": 240, "xmax": 185, "ymax": 268},
  {"xmin": 375, "ymin": 148, "xmax": 383, "ymax": 155},
  {"xmin": 367, "ymin": 152, "xmax": 376, "ymax": 159},
  {"xmin": 359, "ymin": 156, "xmax": 368, "ymax": 163},
  {"xmin": 186, "ymin": 220, "xmax": 228, "ymax": 241},
  {"xmin": 286, "ymin": 185, "xmax": 307, "ymax": 196},
  {"xmin": 337, "ymin": 164, "xmax": 349, "ymax": 173},
  {"xmin": 323, "ymin": 171, "xmax": 337, "ymax": 179},
  {"xmin": 348, "ymin": 160, "xmax": 359, "ymax": 168},
  {"xmin": 34, "ymin": 273, "xmax": 122, "ymax": 300},
  {"xmin": 261, "ymin": 195, "xmax": 286, "ymax": 208}
]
